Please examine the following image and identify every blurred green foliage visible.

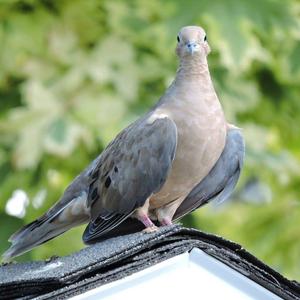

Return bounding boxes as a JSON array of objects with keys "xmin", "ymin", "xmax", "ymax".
[{"xmin": 0, "ymin": 0, "xmax": 299, "ymax": 280}]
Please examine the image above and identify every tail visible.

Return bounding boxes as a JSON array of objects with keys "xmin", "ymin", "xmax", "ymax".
[{"xmin": 2, "ymin": 194, "xmax": 89, "ymax": 261}]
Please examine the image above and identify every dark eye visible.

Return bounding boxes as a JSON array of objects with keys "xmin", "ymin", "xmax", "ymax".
[
  {"xmin": 204, "ymin": 35, "xmax": 207, "ymax": 42},
  {"xmin": 177, "ymin": 35, "xmax": 180, "ymax": 43}
]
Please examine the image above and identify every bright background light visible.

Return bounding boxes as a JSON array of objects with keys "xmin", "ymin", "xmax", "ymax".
[{"xmin": 5, "ymin": 189, "xmax": 29, "ymax": 219}]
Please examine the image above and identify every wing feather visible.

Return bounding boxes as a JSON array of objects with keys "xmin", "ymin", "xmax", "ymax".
[{"xmin": 83, "ymin": 115, "xmax": 177, "ymax": 243}]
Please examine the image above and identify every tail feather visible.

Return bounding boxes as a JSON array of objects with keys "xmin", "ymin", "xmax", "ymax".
[
  {"xmin": 2, "ymin": 197, "xmax": 89, "ymax": 261},
  {"xmin": 3, "ymin": 216, "xmax": 88, "ymax": 262},
  {"xmin": 8, "ymin": 215, "xmax": 48, "ymax": 243},
  {"xmin": 3, "ymin": 163, "xmax": 95, "ymax": 261},
  {"xmin": 3, "ymin": 223, "xmax": 68, "ymax": 262}
]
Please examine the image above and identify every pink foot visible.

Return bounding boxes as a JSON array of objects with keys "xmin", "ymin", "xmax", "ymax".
[
  {"xmin": 160, "ymin": 217, "xmax": 173, "ymax": 226},
  {"xmin": 137, "ymin": 213, "xmax": 158, "ymax": 233},
  {"xmin": 143, "ymin": 225, "xmax": 158, "ymax": 233}
]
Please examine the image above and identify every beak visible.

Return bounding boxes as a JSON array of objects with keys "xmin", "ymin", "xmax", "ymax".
[{"xmin": 186, "ymin": 42, "xmax": 199, "ymax": 54}]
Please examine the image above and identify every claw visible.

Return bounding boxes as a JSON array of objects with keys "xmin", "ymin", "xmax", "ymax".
[{"xmin": 142, "ymin": 225, "xmax": 158, "ymax": 233}]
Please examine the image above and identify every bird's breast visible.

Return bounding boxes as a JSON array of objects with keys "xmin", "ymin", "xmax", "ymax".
[{"xmin": 150, "ymin": 96, "xmax": 227, "ymax": 209}]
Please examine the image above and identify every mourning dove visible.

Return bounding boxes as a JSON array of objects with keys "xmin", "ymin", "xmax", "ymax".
[{"xmin": 3, "ymin": 26, "xmax": 244, "ymax": 260}]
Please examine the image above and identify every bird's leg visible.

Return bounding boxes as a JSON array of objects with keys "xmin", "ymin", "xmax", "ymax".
[
  {"xmin": 156, "ymin": 196, "xmax": 185, "ymax": 226},
  {"xmin": 135, "ymin": 198, "xmax": 158, "ymax": 233},
  {"xmin": 139, "ymin": 214, "xmax": 158, "ymax": 233}
]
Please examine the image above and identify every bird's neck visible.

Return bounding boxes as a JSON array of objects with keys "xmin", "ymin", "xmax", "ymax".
[
  {"xmin": 154, "ymin": 56, "xmax": 221, "ymax": 112},
  {"xmin": 173, "ymin": 56, "xmax": 215, "ymax": 95},
  {"xmin": 178, "ymin": 54, "xmax": 208, "ymax": 72}
]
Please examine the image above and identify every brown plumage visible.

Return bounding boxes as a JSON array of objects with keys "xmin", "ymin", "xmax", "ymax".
[{"xmin": 3, "ymin": 26, "xmax": 244, "ymax": 260}]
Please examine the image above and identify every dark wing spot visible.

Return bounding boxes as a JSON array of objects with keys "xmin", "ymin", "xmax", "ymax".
[
  {"xmin": 105, "ymin": 176, "xmax": 111, "ymax": 188},
  {"xmin": 91, "ymin": 188, "xmax": 98, "ymax": 200},
  {"xmin": 114, "ymin": 166, "xmax": 118, "ymax": 173},
  {"xmin": 91, "ymin": 169, "xmax": 99, "ymax": 180}
]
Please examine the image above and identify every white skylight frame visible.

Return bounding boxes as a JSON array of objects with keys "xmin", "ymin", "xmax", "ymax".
[{"xmin": 71, "ymin": 248, "xmax": 282, "ymax": 300}]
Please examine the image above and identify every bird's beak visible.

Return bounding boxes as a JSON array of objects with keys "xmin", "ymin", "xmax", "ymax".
[{"xmin": 186, "ymin": 41, "xmax": 200, "ymax": 54}]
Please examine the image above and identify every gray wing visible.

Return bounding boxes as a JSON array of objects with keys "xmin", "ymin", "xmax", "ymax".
[
  {"xmin": 83, "ymin": 116, "xmax": 177, "ymax": 243},
  {"xmin": 173, "ymin": 127, "xmax": 245, "ymax": 221}
]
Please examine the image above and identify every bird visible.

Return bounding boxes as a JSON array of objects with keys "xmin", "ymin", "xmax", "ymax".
[{"xmin": 2, "ymin": 25, "xmax": 244, "ymax": 261}]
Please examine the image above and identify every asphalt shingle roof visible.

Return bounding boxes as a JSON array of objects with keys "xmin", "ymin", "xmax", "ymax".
[{"xmin": 0, "ymin": 225, "xmax": 299, "ymax": 300}]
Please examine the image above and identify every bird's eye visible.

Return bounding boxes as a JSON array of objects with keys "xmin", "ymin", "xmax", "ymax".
[
  {"xmin": 204, "ymin": 35, "xmax": 207, "ymax": 42},
  {"xmin": 177, "ymin": 35, "xmax": 180, "ymax": 43}
]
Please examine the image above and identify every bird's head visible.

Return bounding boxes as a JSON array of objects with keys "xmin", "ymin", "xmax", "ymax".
[{"xmin": 176, "ymin": 26, "xmax": 210, "ymax": 61}]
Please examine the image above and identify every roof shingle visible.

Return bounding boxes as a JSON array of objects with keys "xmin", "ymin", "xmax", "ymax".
[{"xmin": 0, "ymin": 225, "xmax": 299, "ymax": 300}]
